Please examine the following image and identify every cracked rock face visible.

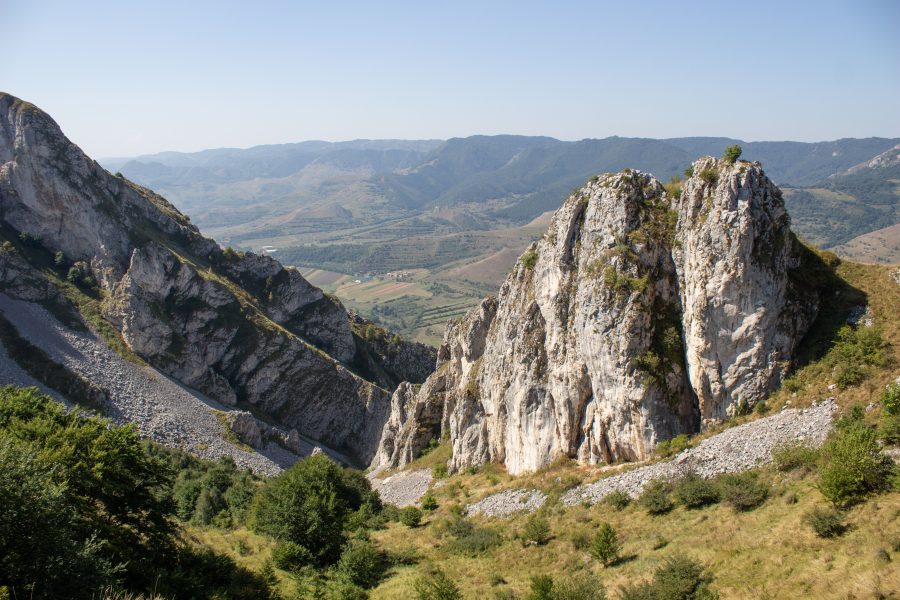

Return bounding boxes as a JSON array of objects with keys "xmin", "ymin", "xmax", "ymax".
[
  {"xmin": 0, "ymin": 93, "xmax": 433, "ymax": 465},
  {"xmin": 673, "ymin": 158, "xmax": 818, "ymax": 424},
  {"xmin": 374, "ymin": 162, "xmax": 821, "ymax": 475}
]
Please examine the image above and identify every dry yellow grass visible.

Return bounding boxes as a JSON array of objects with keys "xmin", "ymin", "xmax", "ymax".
[{"xmin": 369, "ymin": 469, "xmax": 899, "ymax": 599}]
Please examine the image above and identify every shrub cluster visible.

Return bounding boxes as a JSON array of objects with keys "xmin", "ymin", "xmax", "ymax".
[
  {"xmin": 716, "ymin": 472, "xmax": 769, "ymax": 512},
  {"xmin": 826, "ymin": 325, "xmax": 889, "ymax": 389},
  {"xmin": 805, "ymin": 506, "xmax": 846, "ymax": 538},
  {"xmin": 878, "ymin": 382, "xmax": 900, "ymax": 444},
  {"xmin": 722, "ymin": 144, "xmax": 742, "ymax": 165},
  {"xmin": 0, "ymin": 386, "xmax": 271, "ymax": 600},
  {"xmin": 640, "ymin": 478, "xmax": 675, "ymax": 515},
  {"xmin": 772, "ymin": 442, "xmax": 820, "ymax": 474},
  {"xmin": 672, "ymin": 473, "xmax": 720, "ymax": 509},
  {"xmin": 527, "ymin": 572, "xmax": 606, "ymax": 600},
  {"xmin": 522, "ymin": 513, "xmax": 552, "ymax": 546},
  {"xmin": 442, "ymin": 515, "xmax": 502, "ymax": 556},
  {"xmin": 252, "ymin": 454, "xmax": 382, "ymax": 567},
  {"xmin": 619, "ymin": 554, "xmax": 718, "ymax": 599},
  {"xmin": 415, "ymin": 567, "xmax": 463, "ymax": 600},
  {"xmin": 818, "ymin": 412, "xmax": 892, "ymax": 506},
  {"xmin": 604, "ymin": 489, "xmax": 631, "ymax": 511},
  {"xmin": 655, "ymin": 434, "xmax": 691, "ymax": 458}
]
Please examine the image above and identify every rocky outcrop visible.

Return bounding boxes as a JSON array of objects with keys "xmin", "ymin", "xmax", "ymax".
[
  {"xmin": 372, "ymin": 297, "xmax": 497, "ymax": 469},
  {"xmin": 673, "ymin": 158, "xmax": 818, "ymax": 424},
  {"xmin": 374, "ymin": 161, "xmax": 823, "ymax": 475},
  {"xmin": 0, "ymin": 92, "xmax": 433, "ymax": 465}
]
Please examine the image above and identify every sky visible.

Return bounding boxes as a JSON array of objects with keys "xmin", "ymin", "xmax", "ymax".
[{"xmin": 2, "ymin": 0, "xmax": 899, "ymax": 158}]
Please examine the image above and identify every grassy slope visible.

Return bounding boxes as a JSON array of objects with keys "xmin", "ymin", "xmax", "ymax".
[
  {"xmin": 370, "ymin": 475, "xmax": 898, "ymax": 599},
  {"xmin": 186, "ymin": 262, "xmax": 900, "ymax": 599}
]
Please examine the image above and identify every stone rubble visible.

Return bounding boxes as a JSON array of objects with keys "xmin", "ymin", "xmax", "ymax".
[
  {"xmin": 369, "ymin": 469, "xmax": 433, "ymax": 508},
  {"xmin": 459, "ymin": 399, "xmax": 834, "ymax": 517},
  {"xmin": 0, "ymin": 293, "xmax": 290, "ymax": 475},
  {"xmin": 465, "ymin": 489, "xmax": 548, "ymax": 518}
]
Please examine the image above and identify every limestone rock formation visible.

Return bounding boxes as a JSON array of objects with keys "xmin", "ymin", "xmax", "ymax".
[
  {"xmin": 673, "ymin": 157, "xmax": 818, "ymax": 424},
  {"xmin": 0, "ymin": 92, "xmax": 433, "ymax": 464},
  {"xmin": 374, "ymin": 161, "xmax": 822, "ymax": 475}
]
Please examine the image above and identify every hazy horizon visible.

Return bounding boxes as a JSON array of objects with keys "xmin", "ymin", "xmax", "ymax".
[
  {"xmin": 3, "ymin": 0, "xmax": 899, "ymax": 157},
  {"xmin": 97, "ymin": 132, "xmax": 900, "ymax": 163}
]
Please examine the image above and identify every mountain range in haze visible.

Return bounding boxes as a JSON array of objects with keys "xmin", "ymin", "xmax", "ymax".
[{"xmin": 105, "ymin": 135, "xmax": 900, "ymax": 252}]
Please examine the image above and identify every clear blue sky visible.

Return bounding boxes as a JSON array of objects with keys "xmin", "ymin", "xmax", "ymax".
[{"xmin": 2, "ymin": 0, "xmax": 898, "ymax": 157}]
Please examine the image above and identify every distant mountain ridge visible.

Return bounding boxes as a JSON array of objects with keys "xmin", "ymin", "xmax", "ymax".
[{"xmin": 106, "ymin": 134, "xmax": 900, "ymax": 256}]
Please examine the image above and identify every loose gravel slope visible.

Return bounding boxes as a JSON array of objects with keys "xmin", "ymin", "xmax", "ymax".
[
  {"xmin": 462, "ymin": 399, "xmax": 835, "ymax": 517},
  {"xmin": 0, "ymin": 294, "xmax": 296, "ymax": 475}
]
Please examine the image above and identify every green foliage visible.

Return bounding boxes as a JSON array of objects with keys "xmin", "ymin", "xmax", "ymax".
[
  {"xmin": 443, "ymin": 516, "xmax": 502, "ymax": 555},
  {"xmin": 0, "ymin": 386, "xmax": 271, "ymax": 599},
  {"xmin": 0, "ymin": 386, "xmax": 173, "ymax": 595},
  {"xmin": 18, "ymin": 230, "xmax": 41, "ymax": 246},
  {"xmin": 415, "ymin": 568, "xmax": 463, "ymax": 600},
  {"xmin": 805, "ymin": 506, "xmax": 846, "ymax": 538},
  {"xmin": 673, "ymin": 473, "xmax": 720, "ymax": 509},
  {"xmin": 684, "ymin": 166, "xmax": 694, "ymax": 178},
  {"xmin": 878, "ymin": 412, "xmax": 900, "ymax": 444},
  {"xmin": 827, "ymin": 325, "xmax": 889, "ymax": 389},
  {"xmin": 422, "ymin": 494, "xmax": 439, "ymax": 511},
  {"xmin": 528, "ymin": 575, "xmax": 555, "ymax": 600},
  {"xmin": 553, "ymin": 572, "xmax": 607, "ymax": 600},
  {"xmin": 432, "ymin": 462, "xmax": 449, "ymax": 478},
  {"xmin": 640, "ymin": 478, "xmax": 674, "ymax": 515},
  {"xmin": 166, "ymin": 453, "xmax": 258, "ymax": 527},
  {"xmin": 620, "ymin": 554, "xmax": 718, "ymax": 600},
  {"xmin": 604, "ymin": 489, "xmax": 631, "ymax": 511},
  {"xmin": 521, "ymin": 248, "xmax": 539, "ymax": 270},
  {"xmin": 252, "ymin": 454, "xmax": 379, "ymax": 567},
  {"xmin": 715, "ymin": 472, "xmax": 769, "ymax": 511},
  {"xmin": 818, "ymin": 418, "xmax": 891, "ymax": 506},
  {"xmin": 602, "ymin": 266, "xmax": 647, "ymax": 295},
  {"xmin": 655, "ymin": 434, "xmax": 691, "ymax": 458},
  {"xmin": 271, "ymin": 540, "xmax": 314, "ymax": 572},
  {"xmin": 527, "ymin": 572, "xmax": 607, "ymax": 600},
  {"xmin": 522, "ymin": 513, "xmax": 552, "ymax": 546},
  {"xmin": 882, "ymin": 382, "xmax": 900, "ymax": 415},
  {"xmin": 698, "ymin": 168, "xmax": 718, "ymax": 185},
  {"xmin": 0, "ymin": 437, "xmax": 117, "ymax": 597},
  {"xmin": 771, "ymin": 442, "xmax": 820, "ymax": 474},
  {"xmin": 722, "ymin": 145, "xmax": 742, "ymax": 165},
  {"xmin": 54, "ymin": 250, "xmax": 66, "ymax": 267},
  {"xmin": 663, "ymin": 176, "xmax": 683, "ymax": 199},
  {"xmin": 66, "ymin": 260, "xmax": 95, "ymax": 288},
  {"xmin": 336, "ymin": 539, "xmax": 388, "ymax": 588},
  {"xmin": 590, "ymin": 522, "xmax": 621, "ymax": 566},
  {"xmin": 399, "ymin": 506, "xmax": 424, "ymax": 528}
]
